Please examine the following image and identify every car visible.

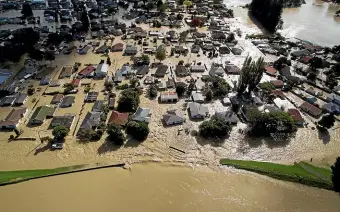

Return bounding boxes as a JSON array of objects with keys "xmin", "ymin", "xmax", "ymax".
[{"xmin": 52, "ymin": 143, "xmax": 63, "ymax": 150}]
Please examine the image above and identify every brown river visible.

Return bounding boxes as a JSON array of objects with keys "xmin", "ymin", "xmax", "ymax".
[{"xmin": 1, "ymin": 163, "xmax": 339, "ymax": 212}]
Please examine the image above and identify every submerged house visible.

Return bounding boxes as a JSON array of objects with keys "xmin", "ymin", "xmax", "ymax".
[
  {"xmin": 50, "ymin": 114, "xmax": 75, "ymax": 129},
  {"xmin": 60, "ymin": 96, "xmax": 75, "ymax": 108},
  {"xmin": 78, "ymin": 111, "xmax": 101, "ymax": 133},
  {"xmin": 215, "ymin": 110, "xmax": 239, "ymax": 124},
  {"xmin": 163, "ymin": 109, "xmax": 185, "ymax": 126},
  {"xmin": 0, "ymin": 107, "xmax": 27, "ymax": 129},
  {"xmin": 95, "ymin": 63, "xmax": 108, "ymax": 78},
  {"xmin": 108, "ymin": 110, "xmax": 129, "ymax": 126},
  {"xmin": 29, "ymin": 106, "xmax": 56, "ymax": 124},
  {"xmin": 132, "ymin": 107, "xmax": 151, "ymax": 123},
  {"xmin": 159, "ymin": 92, "xmax": 179, "ymax": 103},
  {"xmin": 188, "ymin": 102, "xmax": 209, "ymax": 119}
]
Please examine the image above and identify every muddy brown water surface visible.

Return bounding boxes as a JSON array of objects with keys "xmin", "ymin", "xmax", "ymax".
[{"xmin": 0, "ymin": 163, "xmax": 339, "ymax": 212}]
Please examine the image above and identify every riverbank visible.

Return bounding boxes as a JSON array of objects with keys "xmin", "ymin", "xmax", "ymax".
[
  {"xmin": 0, "ymin": 163, "xmax": 125, "ymax": 186},
  {"xmin": 220, "ymin": 159, "xmax": 333, "ymax": 190}
]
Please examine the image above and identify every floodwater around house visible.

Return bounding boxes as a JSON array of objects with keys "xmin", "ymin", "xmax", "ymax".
[
  {"xmin": 0, "ymin": 163, "xmax": 339, "ymax": 212},
  {"xmin": 231, "ymin": 0, "xmax": 340, "ymax": 47}
]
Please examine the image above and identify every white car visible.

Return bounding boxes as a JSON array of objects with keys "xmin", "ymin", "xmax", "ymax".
[{"xmin": 52, "ymin": 143, "xmax": 63, "ymax": 150}]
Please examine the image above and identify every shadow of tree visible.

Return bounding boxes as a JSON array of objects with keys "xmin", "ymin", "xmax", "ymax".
[
  {"xmin": 317, "ymin": 128, "xmax": 331, "ymax": 144},
  {"xmin": 97, "ymin": 138, "xmax": 121, "ymax": 155},
  {"xmin": 34, "ymin": 142, "xmax": 52, "ymax": 155},
  {"xmin": 124, "ymin": 137, "xmax": 141, "ymax": 148}
]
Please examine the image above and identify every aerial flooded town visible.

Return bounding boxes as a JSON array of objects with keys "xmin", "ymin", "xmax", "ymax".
[{"xmin": 0, "ymin": 0, "xmax": 340, "ymax": 211}]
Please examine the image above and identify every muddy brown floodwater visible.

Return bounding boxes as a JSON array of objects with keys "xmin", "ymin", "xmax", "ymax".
[{"xmin": 0, "ymin": 163, "xmax": 339, "ymax": 212}]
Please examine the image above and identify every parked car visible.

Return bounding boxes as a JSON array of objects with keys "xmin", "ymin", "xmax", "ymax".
[{"xmin": 52, "ymin": 143, "xmax": 63, "ymax": 150}]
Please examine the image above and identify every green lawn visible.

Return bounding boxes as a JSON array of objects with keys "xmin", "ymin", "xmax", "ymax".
[
  {"xmin": 220, "ymin": 159, "xmax": 333, "ymax": 190},
  {"xmin": 0, "ymin": 165, "xmax": 84, "ymax": 185}
]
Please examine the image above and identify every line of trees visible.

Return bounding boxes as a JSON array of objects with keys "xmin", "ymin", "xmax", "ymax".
[
  {"xmin": 237, "ymin": 56, "xmax": 265, "ymax": 95},
  {"xmin": 249, "ymin": 0, "xmax": 283, "ymax": 33}
]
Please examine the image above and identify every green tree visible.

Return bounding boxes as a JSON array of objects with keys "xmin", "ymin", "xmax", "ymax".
[
  {"xmin": 107, "ymin": 124, "xmax": 125, "ymax": 145},
  {"xmin": 156, "ymin": 48, "xmax": 166, "ymax": 62},
  {"xmin": 148, "ymin": 85, "xmax": 158, "ymax": 99},
  {"xmin": 129, "ymin": 77, "xmax": 139, "ymax": 88},
  {"xmin": 331, "ymin": 157, "xmax": 340, "ymax": 193},
  {"xmin": 63, "ymin": 83, "xmax": 75, "ymax": 94},
  {"xmin": 199, "ymin": 117, "xmax": 232, "ymax": 140},
  {"xmin": 141, "ymin": 54, "xmax": 150, "ymax": 64},
  {"xmin": 27, "ymin": 87, "xmax": 35, "ymax": 95},
  {"xmin": 309, "ymin": 57, "xmax": 323, "ymax": 70},
  {"xmin": 52, "ymin": 125, "xmax": 69, "ymax": 141},
  {"xmin": 211, "ymin": 77, "xmax": 230, "ymax": 98},
  {"xmin": 80, "ymin": 11, "xmax": 90, "ymax": 31},
  {"xmin": 117, "ymin": 89, "xmax": 140, "ymax": 112},
  {"xmin": 238, "ymin": 56, "xmax": 264, "ymax": 95},
  {"xmin": 325, "ymin": 73, "xmax": 338, "ymax": 89},
  {"xmin": 21, "ymin": 2, "xmax": 33, "ymax": 18},
  {"xmin": 176, "ymin": 83, "xmax": 187, "ymax": 97},
  {"xmin": 259, "ymin": 82, "xmax": 275, "ymax": 92},
  {"xmin": 187, "ymin": 79, "xmax": 195, "ymax": 95},
  {"xmin": 126, "ymin": 121, "xmax": 149, "ymax": 141},
  {"xmin": 183, "ymin": 0, "xmax": 193, "ymax": 8},
  {"xmin": 318, "ymin": 113, "xmax": 335, "ymax": 129},
  {"xmin": 205, "ymin": 88, "xmax": 213, "ymax": 101}
]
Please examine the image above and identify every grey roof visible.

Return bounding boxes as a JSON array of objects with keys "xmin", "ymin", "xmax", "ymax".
[
  {"xmin": 79, "ymin": 111, "xmax": 101, "ymax": 130},
  {"xmin": 163, "ymin": 109, "xmax": 185, "ymax": 125},
  {"xmin": 114, "ymin": 71, "xmax": 123, "ymax": 82},
  {"xmin": 60, "ymin": 96, "xmax": 75, "ymax": 108},
  {"xmin": 40, "ymin": 76, "xmax": 51, "ymax": 85},
  {"xmin": 188, "ymin": 102, "xmax": 209, "ymax": 118},
  {"xmin": 136, "ymin": 65, "xmax": 149, "ymax": 76},
  {"xmin": 215, "ymin": 110, "xmax": 239, "ymax": 124},
  {"xmin": 191, "ymin": 93, "xmax": 205, "ymax": 102},
  {"xmin": 322, "ymin": 102, "xmax": 340, "ymax": 113},
  {"xmin": 327, "ymin": 93, "xmax": 340, "ymax": 103},
  {"xmin": 92, "ymin": 100, "xmax": 103, "ymax": 112},
  {"xmin": 0, "ymin": 96, "xmax": 16, "ymax": 106},
  {"xmin": 14, "ymin": 93, "xmax": 27, "ymax": 105},
  {"xmin": 191, "ymin": 65, "xmax": 205, "ymax": 72},
  {"xmin": 175, "ymin": 65, "xmax": 189, "ymax": 76},
  {"xmin": 120, "ymin": 66, "xmax": 132, "ymax": 75},
  {"xmin": 209, "ymin": 66, "xmax": 224, "ymax": 77},
  {"xmin": 155, "ymin": 65, "xmax": 168, "ymax": 77},
  {"xmin": 86, "ymin": 92, "xmax": 99, "ymax": 102},
  {"xmin": 132, "ymin": 107, "xmax": 151, "ymax": 123},
  {"xmin": 50, "ymin": 115, "xmax": 75, "ymax": 129}
]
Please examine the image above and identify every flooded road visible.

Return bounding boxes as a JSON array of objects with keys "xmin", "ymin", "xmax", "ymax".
[
  {"xmin": 232, "ymin": 0, "xmax": 340, "ymax": 46},
  {"xmin": 0, "ymin": 163, "xmax": 339, "ymax": 212}
]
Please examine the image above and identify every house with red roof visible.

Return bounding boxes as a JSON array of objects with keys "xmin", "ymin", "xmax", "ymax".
[
  {"xmin": 270, "ymin": 80, "xmax": 284, "ymax": 88},
  {"xmin": 78, "ymin": 65, "xmax": 95, "ymax": 78},
  {"xmin": 108, "ymin": 111, "xmax": 129, "ymax": 126},
  {"xmin": 287, "ymin": 108, "xmax": 304, "ymax": 126},
  {"xmin": 71, "ymin": 79, "xmax": 81, "ymax": 87},
  {"xmin": 265, "ymin": 66, "xmax": 277, "ymax": 76}
]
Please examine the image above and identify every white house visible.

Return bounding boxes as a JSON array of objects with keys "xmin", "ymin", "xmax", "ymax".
[{"xmin": 95, "ymin": 64, "xmax": 109, "ymax": 78}]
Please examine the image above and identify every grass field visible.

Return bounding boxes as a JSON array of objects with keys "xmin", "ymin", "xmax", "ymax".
[
  {"xmin": 220, "ymin": 159, "xmax": 333, "ymax": 190},
  {"xmin": 0, "ymin": 165, "xmax": 84, "ymax": 185}
]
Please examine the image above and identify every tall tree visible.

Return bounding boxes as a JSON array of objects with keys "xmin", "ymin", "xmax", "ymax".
[
  {"xmin": 238, "ymin": 56, "xmax": 265, "ymax": 94},
  {"xmin": 331, "ymin": 157, "xmax": 340, "ymax": 193},
  {"xmin": 238, "ymin": 56, "xmax": 253, "ymax": 95},
  {"xmin": 249, "ymin": 0, "xmax": 283, "ymax": 32},
  {"xmin": 248, "ymin": 57, "xmax": 265, "ymax": 92},
  {"xmin": 107, "ymin": 124, "xmax": 125, "ymax": 146},
  {"xmin": 156, "ymin": 48, "xmax": 166, "ymax": 62},
  {"xmin": 80, "ymin": 11, "xmax": 90, "ymax": 31},
  {"xmin": 21, "ymin": 2, "xmax": 33, "ymax": 18}
]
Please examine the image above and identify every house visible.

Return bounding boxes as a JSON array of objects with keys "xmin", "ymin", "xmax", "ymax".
[
  {"xmin": 78, "ymin": 45, "xmax": 91, "ymax": 54},
  {"xmin": 14, "ymin": 94, "xmax": 27, "ymax": 105},
  {"xmin": 120, "ymin": 65, "xmax": 134, "ymax": 76},
  {"xmin": 291, "ymin": 49, "xmax": 310, "ymax": 57},
  {"xmin": 108, "ymin": 110, "xmax": 129, "ymax": 126},
  {"xmin": 280, "ymin": 66, "xmax": 291, "ymax": 77},
  {"xmin": 0, "ymin": 107, "xmax": 27, "ymax": 129},
  {"xmin": 163, "ymin": 109, "xmax": 185, "ymax": 125},
  {"xmin": 287, "ymin": 108, "xmax": 304, "ymax": 126},
  {"xmin": 0, "ymin": 69, "xmax": 12, "ymax": 85},
  {"xmin": 60, "ymin": 96, "xmax": 75, "ymax": 108},
  {"xmin": 322, "ymin": 102, "xmax": 340, "ymax": 114},
  {"xmin": 191, "ymin": 92, "xmax": 205, "ymax": 103},
  {"xmin": 188, "ymin": 102, "xmax": 209, "ymax": 119},
  {"xmin": 78, "ymin": 111, "xmax": 101, "ymax": 131},
  {"xmin": 78, "ymin": 65, "xmax": 95, "ymax": 78},
  {"xmin": 85, "ymin": 91, "xmax": 99, "ymax": 102},
  {"xmin": 124, "ymin": 45, "xmax": 138, "ymax": 55},
  {"xmin": 51, "ymin": 94, "xmax": 64, "ymax": 104},
  {"xmin": 175, "ymin": 65, "xmax": 189, "ymax": 77},
  {"xmin": 29, "ymin": 106, "xmax": 56, "ymax": 124},
  {"xmin": 92, "ymin": 100, "xmax": 103, "ymax": 112},
  {"xmin": 225, "ymin": 65, "xmax": 240, "ymax": 75},
  {"xmin": 71, "ymin": 79, "xmax": 81, "ymax": 87},
  {"xmin": 95, "ymin": 63, "xmax": 108, "ymax": 78},
  {"xmin": 108, "ymin": 97, "xmax": 115, "ymax": 109},
  {"xmin": 95, "ymin": 45, "xmax": 109, "ymax": 54},
  {"xmin": 114, "ymin": 71, "xmax": 123, "ymax": 83},
  {"xmin": 166, "ymin": 78, "xmax": 175, "ymax": 88},
  {"xmin": 59, "ymin": 66, "xmax": 73, "ymax": 79},
  {"xmin": 160, "ymin": 92, "xmax": 179, "ymax": 102},
  {"xmin": 215, "ymin": 110, "xmax": 239, "ymax": 124},
  {"xmin": 132, "ymin": 107, "xmax": 151, "ymax": 123},
  {"xmin": 299, "ymin": 101, "xmax": 322, "ymax": 117},
  {"xmin": 271, "ymin": 90, "xmax": 286, "ymax": 100},
  {"xmin": 49, "ymin": 79, "xmax": 61, "ymax": 87},
  {"xmin": 191, "ymin": 65, "xmax": 205, "ymax": 72},
  {"xmin": 326, "ymin": 93, "xmax": 340, "ymax": 105},
  {"xmin": 0, "ymin": 96, "xmax": 16, "ymax": 106},
  {"xmin": 271, "ymin": 80, "xmax": 284, "ymax": 88},
  {"xmin": 40, "ymin": 76, "xmax": 51, "ymax": 85},
  {"xmin": 231, "ymin": 47, "xmax": 242, "ymax": 55},
  {"xmin": 155, "ymin": 65, "xmax": 168, "ymax": 78},
  {"xmin": 136, "ymin": 65, "xmax": 149, "ymax": 77},
  {"xmin": 265, "ymin": 66, "xmax": 277, "ymax": 76},
  {"xmin": 191, "ymin": 45, "xmax": 200, "ymax": 53},
  {"xmin": 50, "ymin": 114, "xmax": 75, "ymax": 129},
  {"xmin": 112, "ymin": 43, "xmax": 124, "ymax": 52},
  {"xmin": 209, "ymin": 66, "xmax": 224, "ymax": 77}
]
